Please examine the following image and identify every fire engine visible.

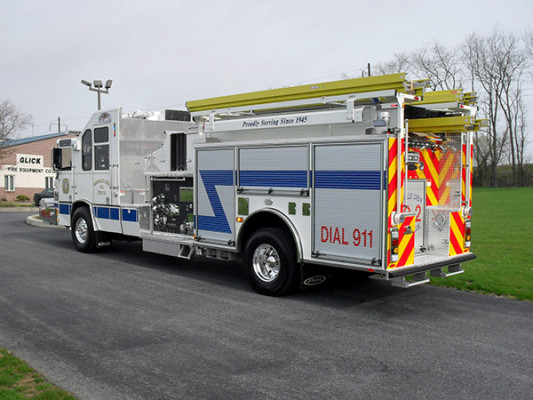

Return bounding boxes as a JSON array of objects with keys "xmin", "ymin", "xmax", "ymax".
[{"xmin": 50, "ymin": 73, "xmax": 479, "ymax": 295}]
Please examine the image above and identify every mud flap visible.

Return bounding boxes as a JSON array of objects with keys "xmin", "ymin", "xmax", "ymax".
[
  {"xmin": 299, "ymin": 264, "xmax": 332, "ymax": 291},
  {"xmin": 95, "ymin": 230, "xmax": 112, "ymax": 248}
]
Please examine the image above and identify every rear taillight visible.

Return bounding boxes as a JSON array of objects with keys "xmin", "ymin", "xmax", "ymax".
[
  {"xmin": 390, "ymin": 227, "xmax": 399, "ymax": 262},
  {"xmin": 465, "ymin": 219, "xmax": 471, "ymax": 248}
]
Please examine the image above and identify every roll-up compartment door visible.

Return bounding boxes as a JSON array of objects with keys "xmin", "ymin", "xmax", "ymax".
[{"xmin": 313, "ymin": 143, "xmax": 384, "ymax": 265}]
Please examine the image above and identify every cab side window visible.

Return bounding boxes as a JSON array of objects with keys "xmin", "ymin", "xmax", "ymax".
[
  {"xmin": 94, "ymin": 127, "xmax": 109, "ymax": 170},
  {"xmin": 82, "ymin": 129, "xmax": 92, "ymax": 171}
]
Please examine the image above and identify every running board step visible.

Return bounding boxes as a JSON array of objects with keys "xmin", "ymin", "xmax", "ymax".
[
  {"xmin": 205, "ymin": 248, "xmax": 232, "ymax": 261},
  {"xmin": 177, "ymin": 244, "xmax": 194, "ymax": 260},
  {"xmin": 142, "ymin": 235, "xmax": 195, "ymax": 259},
  {"xmin": 390, "ymin": 272, "xmax": 430, "ymax": 288},
  {"xmin": 430, "ymin": 264, "xmax": 464, "ymax": 278}
]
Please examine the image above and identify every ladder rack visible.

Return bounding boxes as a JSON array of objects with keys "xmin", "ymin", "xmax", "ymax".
[
  {"xmin": 187, "ymin": 73, "xmax": 428, "ymax": 116},
  {"xmin": 408, "ymin": 115, "xmax": 486, "ymax": 133},
  {"xmin": 186, "ymin": 73, "xmax": 485, "ymax": 136}
]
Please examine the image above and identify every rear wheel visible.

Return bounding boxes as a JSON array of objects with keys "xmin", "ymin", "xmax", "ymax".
[
  {"xmin": 71, "ymin": 207, "xmax": 96, "ymax": 253},
  {"xmin": 244, "ymin": 227, "xmax": 299, "ymax": 296}
]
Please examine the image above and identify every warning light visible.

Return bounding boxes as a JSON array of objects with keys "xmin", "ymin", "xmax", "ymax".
[
  {"xmin": 236, "ymin": 217, "xmax": 244, "ymax": 223},
  {"xmin": 390, "ymin": 227, "xmax": 400, "ymax": 263},
  {"xmin": 464, "ymin": 220, "xmax": 472, "ymax": 248}
]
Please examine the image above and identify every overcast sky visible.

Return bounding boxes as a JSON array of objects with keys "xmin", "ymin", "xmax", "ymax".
[{"xmin": 1, "ymin": 0, "xmax": 532, "ymax": 144}]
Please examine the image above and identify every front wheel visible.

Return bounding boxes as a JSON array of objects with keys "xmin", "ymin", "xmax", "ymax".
[
  {"xmin": 244, "ymin": 228, "xmax": 299, "ymax": 296},
  {"xmin": 71, "ymin": 208, "xmax": 96, "ymax": 253}
]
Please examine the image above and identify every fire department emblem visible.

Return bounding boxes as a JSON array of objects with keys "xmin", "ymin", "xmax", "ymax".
[
  {"xmin": 62, "ymin": 178, "xmax": 70, "ymax": 194},
  {"xmin": 99, "ymin": 112, "xmax": 112, "ymax": 123}
]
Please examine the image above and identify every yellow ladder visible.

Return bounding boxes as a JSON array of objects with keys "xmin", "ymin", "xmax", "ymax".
[{"xmin": 186, "ymin": 73, "xmax": 426, "ymax": 113}]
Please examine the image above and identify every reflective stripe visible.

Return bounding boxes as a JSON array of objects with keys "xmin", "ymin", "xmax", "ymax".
[
  {"xmin": 449, "ymin": 211, "xmax": 467, "ymax": 256},
  {"xmin": 59, "ymin": 203, "xmax": 71, "ymax": 215},
  {"xmin": 315, "ymin": 170, "xmax": 381, "ymax": 190},
  {"xmin": 398, "ymin": 215, "xmax": 415, "ymax": 267},
  {"xmin": 240, "ymin": 170, "xmax": 307, "ymax": 188},
  {"xmin": 122, "ymin": 208, "xmax": 137, "ymax": 222},
  {"xmin": 239, "ymin": 170, "xmax": 381, "ymax": 190},
  {"xmin": 197, "ymin": 170, "xmax": 233, "ymax": 233},
  {"xmin": 92, "ymin": 206, "xmax": 136, "ymax": 222}
]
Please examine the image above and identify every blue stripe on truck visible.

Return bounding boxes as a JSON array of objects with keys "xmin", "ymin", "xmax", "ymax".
[
  {"xmin": 239, "ymin": 170, "xmax": 308, "ymax": 188},
  {"xmin": 314, "ymin": 170, "xmax": 381, "ymax": 190},
  {"xmin": 197, "ymin": 170, "xmax": 233, "ymax": 234},
  {"xmin": 92, "ymin": 206, "xmax": 137, "ymax": 222}
]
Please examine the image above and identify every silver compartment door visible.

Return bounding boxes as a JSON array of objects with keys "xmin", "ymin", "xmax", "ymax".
[
  {"xmin": 313, "ymin": 143, "xmax": 384, "ymax": 264},
  {"xmin": 196, "ymin": 148, "xmax": 235, "ymax": 243}
]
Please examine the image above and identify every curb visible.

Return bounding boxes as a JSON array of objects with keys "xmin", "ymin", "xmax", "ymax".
[
  {"xmin": 0, "ymin": 207, "xmax": 39, "ymax": 212},
  {"xmin": 25, "ymin": 214, "xmax": 66, "ymax": 229}
]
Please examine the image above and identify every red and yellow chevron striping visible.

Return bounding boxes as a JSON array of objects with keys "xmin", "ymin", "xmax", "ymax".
[
  {"xmin": 398, "ymin": 215, "xmax": 415, "ymax": 267},
  {"xmin": 387, "ymin": 137, "xmax": 416, "ymax": 269},
  {"xmin": 449, "ymin": 211, "xmax": 469, "ymax": 256},
  {"xmin": 407, "ymin": 147, "xmax": 440, "ymax": 205},
  {"xmin": 439, "ymin": 150, "xmax": 460, "ymax": 206},
  {"xmin": 461, "ymin": 143, "xmax": 473, "ymax": 207},
  {"xmin": 387, "ymin": 138, "xmax": 404, "ymax": 225}
]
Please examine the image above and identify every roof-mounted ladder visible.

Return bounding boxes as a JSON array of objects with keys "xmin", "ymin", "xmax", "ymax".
[{"xmin": 187, "ymin": 73, "xmax": 428, "ymax": 117}]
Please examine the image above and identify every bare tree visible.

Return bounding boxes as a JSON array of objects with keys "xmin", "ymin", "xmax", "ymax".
[
  {"xmin": 372, "ymin": 41, "xmax": 464, "ymax": 90},
  {"xmin": 464, "ymin": 30, "xmax": 531, "ymax": 186},
  {"xmin": 410, "ymin": 41, "xmax": 463, "ymax": 90},
  {"xmin": 526, "ymin": 30, "xmax": 533, "ymax": 81},
  {"xmin": 494, "ymin": 32, "xmax": 528, "ymax": 185},
  {"xmin": 463, "ymin": 32, "xmax": 511, "ymax": 186},
  {"xmin": 515, "ymin": 96, "xmax": 529, "ymax": 185},
  {"xmin": 0, "ymin": 100, "xmax": 32, "ymax": 155},
  {"xmin": 373, "ymin": 53, "xmax": 411, "ymax": 75},
  {"xmin": 472, "ymin": 128, "xmax": 493, "ymax": 186}
]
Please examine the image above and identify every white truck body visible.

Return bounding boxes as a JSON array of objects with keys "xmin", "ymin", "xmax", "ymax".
[{"xmin": 52, "ymin": 74, "xmax": 478, "ymax": 295}]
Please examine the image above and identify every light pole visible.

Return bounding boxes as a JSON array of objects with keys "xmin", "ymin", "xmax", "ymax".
[{"xmin": 81, "ymin": 79, "xmax": 113, "ymax": 110}]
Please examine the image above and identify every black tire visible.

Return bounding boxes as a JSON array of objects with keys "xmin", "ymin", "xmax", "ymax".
[
  {"xmin": 244, "ymin": 227, "xmax": 300, "ymax": 296},
  {"xmin": 71, "ymin": 207, "xmax": 96, "ymax": 253}
]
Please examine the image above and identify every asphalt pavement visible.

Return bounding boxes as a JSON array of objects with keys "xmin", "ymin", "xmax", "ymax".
[{"xmin": 0, "ymin": 211, "xmax": 532, "ymax": 400}]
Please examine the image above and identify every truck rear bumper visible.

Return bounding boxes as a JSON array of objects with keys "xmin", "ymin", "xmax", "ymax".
[{"xmin": 387, "ymin": 252, "xmax": 476, "ymax": 278}]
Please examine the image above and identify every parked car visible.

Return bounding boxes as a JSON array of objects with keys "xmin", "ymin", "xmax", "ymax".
[{"xmin": 33, "ymin": 188, "xmax": 54, "ymax": 206}]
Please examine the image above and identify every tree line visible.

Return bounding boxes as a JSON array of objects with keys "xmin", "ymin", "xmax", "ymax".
[{"xmin": 370, "ymin": 29, "xmax": 532, "ymax": 187}]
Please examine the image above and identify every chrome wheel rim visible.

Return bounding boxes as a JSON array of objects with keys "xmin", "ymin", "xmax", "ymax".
[
  {"xmin": 75, "ymin": 218, "xmax": 88, "ymax": 244},
  {"xmin": 252, "ymin": 244, "xmax": 280, "ymax": 282}
]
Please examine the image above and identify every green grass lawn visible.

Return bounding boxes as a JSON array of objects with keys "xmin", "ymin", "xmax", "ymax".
[
  {"xmin": 430, "ymin": 187, "xmax": 533, "ymax": 301},
  {"xmin": 0, "ymin": 349, "xmax": 77, "ymax": 399}
]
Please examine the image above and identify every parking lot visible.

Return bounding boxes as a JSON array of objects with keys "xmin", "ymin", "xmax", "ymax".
[{"xmin": 1, "ymin": 211, "xmax": 532, "ymax": 400}]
